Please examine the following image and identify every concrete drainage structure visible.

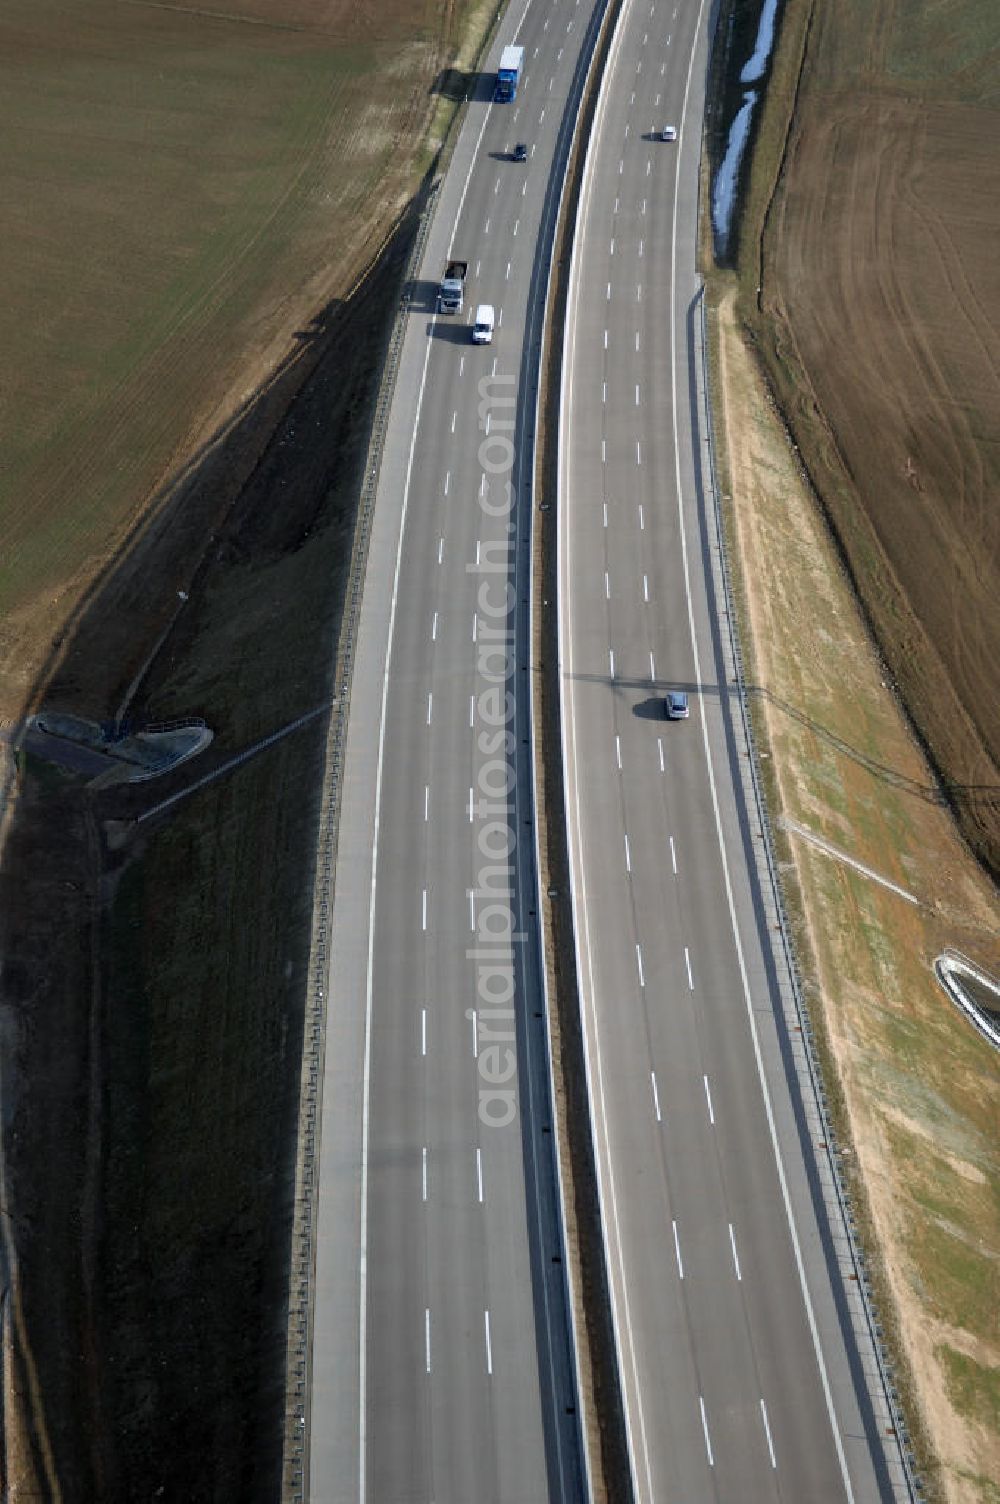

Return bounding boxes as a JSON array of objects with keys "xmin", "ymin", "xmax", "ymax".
[{"xmin": 934, "ymin": 950, "xmax": 1000, "ymax": 1052}]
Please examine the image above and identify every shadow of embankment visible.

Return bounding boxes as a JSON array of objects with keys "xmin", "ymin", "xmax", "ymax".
[{"xmin": 0, "ymin": 181, "xmax": 429, "ymax": 1502}]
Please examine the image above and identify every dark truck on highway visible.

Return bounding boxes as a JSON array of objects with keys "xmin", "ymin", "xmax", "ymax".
[
  {"xmin": 495, "ymin": 44, "xmax": 524, "ymax": 102},
  {"xmin": 438, "ymin": 260, "xmax": 468, "ymax": 314}
]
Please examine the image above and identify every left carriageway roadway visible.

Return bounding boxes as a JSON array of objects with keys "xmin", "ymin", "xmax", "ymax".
[{"xmin": 309, "ymin": 4, "xmax": 604, "ymax": 1502}]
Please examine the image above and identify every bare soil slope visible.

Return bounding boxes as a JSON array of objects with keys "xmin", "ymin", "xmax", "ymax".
[{"xmin": 745, "ymin": 0, "xmax": 1000, "ymax": 875}]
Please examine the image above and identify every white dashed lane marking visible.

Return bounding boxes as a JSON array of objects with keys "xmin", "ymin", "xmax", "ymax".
[
  {"xmin": 761, "ymin": 1400, "xmax": 777, "ymax": 1468},
  {"xmin": 729, "ymin": 1222, "xmax": 743, "ymax": 1281},
  {"xmin": 700, "ymin": 1397, "xmax": 714, "ymax": 1466}
]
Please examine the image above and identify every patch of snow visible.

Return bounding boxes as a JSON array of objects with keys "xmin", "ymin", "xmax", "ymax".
[
  {"xmin": 741, "ymin": 0, "xmax": 781, "ymax": 84},
  {"xmin": 712, "ymin": 89, "xmax": 757, "ymax": 260}
]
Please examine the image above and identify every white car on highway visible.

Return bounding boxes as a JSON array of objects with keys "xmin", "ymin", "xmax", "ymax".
[{"xmin": 472, "ymin": 304, "xmax": 495, "ymax": 344}]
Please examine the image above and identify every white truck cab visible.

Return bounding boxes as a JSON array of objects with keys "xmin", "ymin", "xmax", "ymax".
[{"xmin": 472, "ymin": 304, "xmax": 495, "ymax": 344}]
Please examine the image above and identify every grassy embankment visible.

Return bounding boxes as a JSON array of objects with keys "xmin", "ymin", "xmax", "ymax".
[
  {"xmin": 0, "ymin": 0, "xmax": 497, "ymax": 1496},
  {"xmin": 704, "ymin": 1, "xmax": 1000, "ymax": 1500}
]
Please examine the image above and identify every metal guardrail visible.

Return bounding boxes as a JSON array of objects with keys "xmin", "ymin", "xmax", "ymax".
[
  {"xmin": 696, "ymin": 286, "xmax": 924, "ymax": 1503},
  {"xmin": 526, "ymin": 1, "xmax": 620, "ymax": 1497},
  {"xmin": 279, "ymin": 180, "xmax": 440, "ymax": 1504}
]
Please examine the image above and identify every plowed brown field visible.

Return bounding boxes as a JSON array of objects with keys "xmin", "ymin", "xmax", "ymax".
[{"xmin": 745, "ymin": 0, "xmax": 1000, "ymax": 876}]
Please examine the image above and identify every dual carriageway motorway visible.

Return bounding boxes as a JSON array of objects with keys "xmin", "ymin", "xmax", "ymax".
[{"xmin": 311, "ymin": 0, "xmax": 899, "ymax": 1500}]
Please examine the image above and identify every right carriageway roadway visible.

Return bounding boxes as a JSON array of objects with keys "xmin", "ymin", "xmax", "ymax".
[{"xmin": 559, "ymin": 0, "xmax": 897, "ymax": 1500}]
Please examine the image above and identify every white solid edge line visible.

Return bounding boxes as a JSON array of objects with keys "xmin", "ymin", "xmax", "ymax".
[
  {"xmin": 357, "ymin": 84, "xmax": 499, "ymax": 1504},
  {"xmin": 559, "ymin": 0, "xmax": 651, "ymax": 1499},
  {"xmin": 667, "ymin": 5, "xmax": 856, "ymax": 1497}
]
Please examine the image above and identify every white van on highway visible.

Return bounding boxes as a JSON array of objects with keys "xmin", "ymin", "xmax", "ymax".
[{"xmin": 472, "ymin": 304, "xmax": 495, "ymax": 344}]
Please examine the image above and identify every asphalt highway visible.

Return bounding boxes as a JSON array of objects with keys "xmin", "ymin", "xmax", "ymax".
[
  {"xmin": 311, "ymin": 4, "xmax": 602, "ymax": 1501},
  {"xmin": 559, "ymin": 1, "xmax": 895, "ymax": 1501}
]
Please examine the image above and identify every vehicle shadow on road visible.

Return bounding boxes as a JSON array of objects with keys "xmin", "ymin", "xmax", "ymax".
[
  {"xmin": 403, "ymin": 277, "xmax": 441, "ymax": 313},
  {"xmin": 425, "ymin": 319, "xmax": 474, "ymax": 343},
  {"xmin": 632, "ymin": 695, "xmax": 667, "ymax": 720}
]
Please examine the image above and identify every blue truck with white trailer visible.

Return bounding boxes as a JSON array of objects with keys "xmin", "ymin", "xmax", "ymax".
[{"xmin": 495, "ymin": 45, "xmax": 524, "ymax": 102}]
